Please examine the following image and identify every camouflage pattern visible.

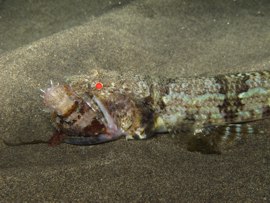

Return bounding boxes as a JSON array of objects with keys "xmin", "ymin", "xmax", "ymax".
[{"xmin": 67, "ymin": 69, "xmax": 270, "ymax": 145}]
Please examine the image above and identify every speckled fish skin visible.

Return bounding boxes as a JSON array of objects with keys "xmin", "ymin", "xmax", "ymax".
[
  {"xmin": 159, "ymin": 70, "xmax": 270, "ymax": 131},
  {"xmin": 67, "ymin": 69, "xmax": 270, "ymax": 141}
]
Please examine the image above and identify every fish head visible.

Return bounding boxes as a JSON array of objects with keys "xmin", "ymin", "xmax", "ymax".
[{"xmin": 42, "ymin": 82, "xmax": 124, "ymax": 145}]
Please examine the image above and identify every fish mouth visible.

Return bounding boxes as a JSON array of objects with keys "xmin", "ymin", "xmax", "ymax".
[{"xmin": 64, "ymin": 95, "xmax": 125, "ymax": 145}]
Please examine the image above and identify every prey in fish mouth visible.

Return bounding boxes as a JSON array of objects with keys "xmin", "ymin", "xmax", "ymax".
[{"xmin": 42, "ymin": 81, "xmax": 126, "ymax": 146}]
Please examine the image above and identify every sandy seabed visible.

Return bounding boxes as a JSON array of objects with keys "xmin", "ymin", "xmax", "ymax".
[{"xmin": 0, "ymin": 0, "xmax": 269, "ymax": 201}]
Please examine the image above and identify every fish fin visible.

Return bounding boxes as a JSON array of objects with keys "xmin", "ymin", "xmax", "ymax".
[
  {"xmin": 125, "ymin": 127, "xmax": 149, "ymax": 140},
  {"xmin": 187, "ymin": 123, "xmax": 255, "ymax": 154}
]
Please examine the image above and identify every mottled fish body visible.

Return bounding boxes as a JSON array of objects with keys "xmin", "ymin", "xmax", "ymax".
[{"xmin": 43, "ymin": 69, "xmax": 270, "ymax": 152}]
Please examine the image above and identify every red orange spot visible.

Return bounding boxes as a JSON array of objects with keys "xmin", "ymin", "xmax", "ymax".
[{"xmin": 95, "ymin": 82, "xmax": 103, "ymax": 90}]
